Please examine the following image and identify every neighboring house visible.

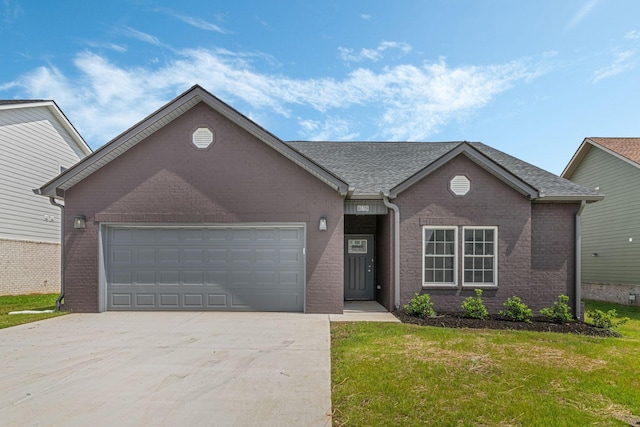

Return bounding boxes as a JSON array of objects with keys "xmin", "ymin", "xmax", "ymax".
[
  {"xmin": 0, "ymin": 100, "xmax": 91, "ymax": 295},
  {"xmin": 562, "ymin": 137, "xmax": 640, "ymax": 306},
  {"xmin": 36, "ymin": 85, "xmax": 601, "ymax": 317}
]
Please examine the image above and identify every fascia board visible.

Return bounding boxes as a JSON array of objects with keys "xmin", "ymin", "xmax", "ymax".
[
  {"xmin": 534, "ymin": 194, "xmax": 605, "ymax": 203},
  {"xmin": 561, "ymin": 138, "xmax": 591, "ymax": 178},
  {"xmin": 47, "ymin": 102, "xmax": 93, "ymax": 156}
]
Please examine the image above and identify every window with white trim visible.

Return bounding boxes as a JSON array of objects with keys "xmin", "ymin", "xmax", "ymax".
[
  {"xmin": 463, "ymin": 227, "xmax": 498, "ymax": 286},
  {"xmin": 423, "ymin": 227, "xmax": 457, "ymax": 286}
]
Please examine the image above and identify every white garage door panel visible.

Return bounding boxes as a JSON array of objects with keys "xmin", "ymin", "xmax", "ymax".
[{"xmin": 106, "ymin": 225, "xmax": 305, "ymax": 311}]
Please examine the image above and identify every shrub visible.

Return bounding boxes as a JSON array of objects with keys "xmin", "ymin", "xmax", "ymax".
[
  {"xmin": 461, "ymin": 289, "xmax": 488, "ymax": 320},
  {"xmin": 588, "ymin": 309, "xmax": 629, "ymax": 330},
  {"xmin": 499, "ymin": 296, "xmax": 533, "ymax": 323},
  {"xmin": 540, "ymin": 295, "xmax": 573, "ymax": 324},
  {"xmin": 404, "ymin": 293, "xmax": 436, "ymax": 318}
]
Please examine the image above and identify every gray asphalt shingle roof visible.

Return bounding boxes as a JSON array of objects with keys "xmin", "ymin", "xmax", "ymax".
[
  {"xmin": 0, "ymin": 99, "xmax": 49, "ymax": 105},
  {"xmin": 286, "ymin": 141, "xmax": 600, "ymax": 199}
]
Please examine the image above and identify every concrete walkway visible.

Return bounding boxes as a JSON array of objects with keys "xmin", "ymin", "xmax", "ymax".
[
  {"xmin": 330, "ymin": 301, "xmax": 400, "ymax": 322},
  {"xmin": 0, "ymin": 312, "xmax": 331, "ymax": 427}
]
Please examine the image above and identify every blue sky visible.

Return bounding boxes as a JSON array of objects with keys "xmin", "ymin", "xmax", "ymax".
[{"xmin": 1, "ymin": 0, "xmax": 639, "ymax": 174}]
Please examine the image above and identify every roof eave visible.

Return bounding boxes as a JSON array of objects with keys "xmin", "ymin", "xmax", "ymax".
[{"xmin": 534, "ymin": 194, "xmax": 604, "ymax": 203}]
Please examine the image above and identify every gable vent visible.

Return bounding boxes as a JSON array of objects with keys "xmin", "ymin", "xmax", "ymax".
[
  {"xmin": 192, "ymin": 127, "xmax": 214, "ymax": 149},
  {"xmin": 450, "ymin": 175, "xmax": 470, "ymax": 196}
]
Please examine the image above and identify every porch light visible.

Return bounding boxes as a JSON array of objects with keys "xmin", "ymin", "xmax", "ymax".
[
  {"xmin": 73, "ymin": 215, "xmax": 86, "ymax": 229},
  {"xmin": 319, "ymin": 217, "xmax": 327, "ymax": 231}
]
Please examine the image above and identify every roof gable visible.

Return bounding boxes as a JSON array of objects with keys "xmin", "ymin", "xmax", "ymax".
[
  {"xmin": 0, "ymin": 100, "xmax": 91, "ymax": 157},
  {"xmin": 563, "ymin": 138, "xmax": 640, "ymax": 180},
  {"xmin": 389, "ymin": 142, "xmax": 538, "ymax": 198},
  {"xmin": 36, "ymin": 85, "xmax": 349, "ymax": 198}
]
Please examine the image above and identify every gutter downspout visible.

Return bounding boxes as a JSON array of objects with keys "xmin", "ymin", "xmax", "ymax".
[
  {"xmin": 575, "ymin": 200, "xmax": 586, "ymax": 320},
  {"xmin": 381, "ymin": 193, "xmax": 401, "ymax": 309},
  {"xmin": 49, "ymin": 197, "xmax": 65, "ymax": 311}
]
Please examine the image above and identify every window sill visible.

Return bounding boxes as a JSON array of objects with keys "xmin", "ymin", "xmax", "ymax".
[
  {"xmin": 423, "ymin": 284, "xmax": 458, "ymax": 289},
  {"xmin": 462, "ymin": 284, "xmax": 497, "ymax": 289}
]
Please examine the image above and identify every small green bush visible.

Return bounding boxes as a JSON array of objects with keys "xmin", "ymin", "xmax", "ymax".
[
  {"xmin": 499, "ymin": 296, "xmax": 533, "ymax": 323},
  {"xmin": 540, "ymin": 295, "xmax": 573, "ymax": 324},
  {"xmin": 404, "ymin": 293, "xmax": 436, "ymax": 318},
  {"xmin": 461, "ymin": 289, "xmax": 488, "ymax": 320},
  {"xmin": 588, "ymin": 308, "xmax": 629, "ymax": 330}
]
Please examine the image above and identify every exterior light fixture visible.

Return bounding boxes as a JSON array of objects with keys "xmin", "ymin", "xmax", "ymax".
[
  {"xmin": 319, "ymin": 217, "xmax": 327, "ymax": 231},
  {"xmin": 73, "ymin": 215, "xmax": 86, "ymax": 229}
]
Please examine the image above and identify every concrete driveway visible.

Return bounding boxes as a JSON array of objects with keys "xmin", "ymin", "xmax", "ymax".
[{"xmin": 0, "ymin": 312, "xmax": 331, "ymax": 426}]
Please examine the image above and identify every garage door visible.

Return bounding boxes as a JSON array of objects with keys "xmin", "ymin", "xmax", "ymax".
[{"xmin": 105, "ymin": 225, "xmax": 305, "ymax": 311}]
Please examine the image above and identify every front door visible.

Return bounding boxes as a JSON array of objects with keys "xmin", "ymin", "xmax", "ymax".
[{"xmin": 344, "ymin": 234, "xmax": 374, "ymax": 300}]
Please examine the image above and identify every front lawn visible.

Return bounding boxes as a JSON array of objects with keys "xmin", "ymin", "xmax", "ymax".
[
  {"xmin": 0, "ymin": 293, "xmax": 67, "ymax": 329},
  {"xmin": 331, "ymin": 300, "xmax": 640, "ymax": 426}
]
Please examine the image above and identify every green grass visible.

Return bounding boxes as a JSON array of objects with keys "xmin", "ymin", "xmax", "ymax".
[
  {"xmin": 331, "ymin": 300, "xmax": 640, "ymax": 426},
  {"xmin": 0, "ymin": 293, "xmax": 67, "ymax": 329}
]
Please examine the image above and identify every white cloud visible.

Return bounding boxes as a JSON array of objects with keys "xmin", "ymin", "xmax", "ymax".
[
  {"xmin": 339, "ymin": 41, "xmax": 412, "ymax": 63},
  {"xmin": 84, "ymin": 41, "xmax": 127, "ymax": 53},
  {"xmin": 565, "ymin": 0, "xmax": 599, "ymax": 31},
  {"xmin": 4, "ymin": 48, "xmax": 545, "ymax": 144},
  {"xmin": 173, "ymin": 14, "xmax": 228, "ymax": 33},
  {"xmin": 122, "ymin": 26, "xmax": 165, "ymax": 47},
  {"xmin": 360, "ymin": 14, "xmax": 371, "ymax": 21},
  {"xmin": 2, "ymin": 0, "xmax": 22, "ymax": 24},
  {"xmin": 298, "ymin": 117, "xmax": 359, "ymax": 141},
  {"xmin": 592, "ymin": 49, "xmax": 636, "ymax": 83},
  {"xmin": 625, "ymin": 30, "xmax": 640, "ymax": 40}
]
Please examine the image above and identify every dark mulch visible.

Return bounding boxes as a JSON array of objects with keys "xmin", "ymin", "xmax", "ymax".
[{"xmin": 393, "ymin": 310, "xmax": 621, "ymax": 338}]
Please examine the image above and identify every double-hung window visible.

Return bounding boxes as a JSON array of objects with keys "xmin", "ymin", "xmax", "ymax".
[
  {"xmin": 463, "ymin": 227, "xmax": 498, "ymax": 287},
  {"xmin": 423, "ymin": 227, "xmax": 457, "ymax": 286},
  {"xmin": 422, "ymin": 226, "xmax": 498, "ymax": 288}
]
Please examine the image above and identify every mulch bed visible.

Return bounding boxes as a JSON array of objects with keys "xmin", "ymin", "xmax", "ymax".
[{"xmin": 393, "ymin": 310, "xmax": 621, "ymax": 338}]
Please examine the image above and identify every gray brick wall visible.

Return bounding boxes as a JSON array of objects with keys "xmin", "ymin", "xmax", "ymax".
[
  {"xmin": 531, "ymin": 203, "xmax": 579, "ymax": 313},
  {"xmin": 62, "ymin": 102, "xmax": 344, "ymax": 313},
  {"xmin": 0, "ymin": 239, "xmax": 60, "ymax": 295},
  {"xmin": 394, "ymin": 154, "xmax": 578, "ymax": 314}
]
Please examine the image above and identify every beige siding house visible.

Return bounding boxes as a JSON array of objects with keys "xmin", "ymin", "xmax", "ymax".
[
  {"xmin": 562, "ymin": 137, "xmax": 640, "ymax": 306},
  {"xmin": 0, "ymin": 100, "xmax": 91, "ymax": 295}
]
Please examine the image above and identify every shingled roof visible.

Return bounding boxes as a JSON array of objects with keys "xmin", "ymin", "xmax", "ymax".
[
  {"xmin": 0, "ymin": 99, "xmax": 49, "ymax": 106},
  {"xmin": 287, "ymin": 141, "xmax": 601, "ymax": 201}
]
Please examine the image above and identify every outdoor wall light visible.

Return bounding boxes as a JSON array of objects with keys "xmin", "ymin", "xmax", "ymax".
[
  {"xmin": 73, "ymin": 215, "xmax": 86, "ymax": 229},
  {"xmin": 592, "ymin": 253, "xmax": 598, "ymax": 257},
  {"xmin": 319, "ymin": 217, "xmax": 327, "ymax": 231}
]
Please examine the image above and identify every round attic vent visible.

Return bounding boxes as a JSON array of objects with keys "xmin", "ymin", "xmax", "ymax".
[
  {"xmin": 450, "ymin": 175, "xmax": 470, "ymax": 196},
  {"xmin": 192, "ymin": 127, "xmax": 214, "ymax": 149}
]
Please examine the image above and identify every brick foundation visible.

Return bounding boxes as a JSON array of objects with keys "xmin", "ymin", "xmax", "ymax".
[
  {"xmin": 0, "ymin": 239, "xmax": 60, "ymax": 295},
  {"xmin": 583, "ymin": 282, "xmax": 640, "ymax": 306}
]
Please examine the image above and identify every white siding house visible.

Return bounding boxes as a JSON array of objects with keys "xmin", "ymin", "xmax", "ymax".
[{"xmin": 0, "ymin": 100, "xmax": 91, "ymax": 295}]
